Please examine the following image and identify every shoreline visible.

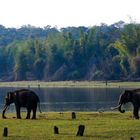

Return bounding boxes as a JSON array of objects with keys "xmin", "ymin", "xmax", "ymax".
[{"xmin": 0, "ymin": 81, "xmax": 140, "ymax": 88}]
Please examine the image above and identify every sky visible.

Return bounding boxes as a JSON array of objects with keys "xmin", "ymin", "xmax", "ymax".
[{"xmin": 0, "ymin": 0, "xmax": 139, "ymax": 28}]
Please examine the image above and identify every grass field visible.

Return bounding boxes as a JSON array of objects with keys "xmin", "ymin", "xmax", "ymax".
[
  {"xmin": 0, "ymin": 112, "xmax": 139, "ymax": 140},
  {"xmin": 1, "ymin": 81, "xmax": 140, "ymax": 88}
]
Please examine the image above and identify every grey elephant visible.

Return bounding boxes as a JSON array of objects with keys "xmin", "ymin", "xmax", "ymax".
[
  {"xmin": 2, "ymin": 89, "xmax": 41, "ymax": 119},
  {"xmin": 112, "ymin": 89, "xmax": 140, "ymax": 119}
]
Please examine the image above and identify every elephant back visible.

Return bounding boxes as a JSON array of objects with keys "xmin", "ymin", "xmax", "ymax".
[{"xmin": 15, "ymin": 89, "xmax": 40, "ymax": 105}]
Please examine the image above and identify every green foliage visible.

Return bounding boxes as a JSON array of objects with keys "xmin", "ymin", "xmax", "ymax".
[
  {"xmin": 0, "ymin": 47, "xmax": 7, "ymax": 77},
  {"xmin": 1, "ymin": 22, "xmax": 140, "ymax": 81},
  {"xmin": 2, "ymin": 39, "xmax": 47, "ymax": 81}
]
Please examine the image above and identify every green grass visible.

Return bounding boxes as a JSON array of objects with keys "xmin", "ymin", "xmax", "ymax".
[
  {"xmin": 1, "ymin": 81, "xmax": 140, "ymax": 88},
  {"xmin": 0, "ymin": 112, "xmax": 139, "ymax": 140}
]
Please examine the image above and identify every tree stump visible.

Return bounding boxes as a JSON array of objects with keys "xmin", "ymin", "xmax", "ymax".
[
  {"xmin": 3, "ymin": 127, "xmax": 8, "ymax": 137},
  {"xmin": 54, "ymin": 126, "xmax": 59, "ymax": 134},
  {"xmin": 76, "ymin": 125, "xmax": 85, "ymax": 136},
  {"xmin": 72, "ymin": 112, "xmax": 76, "ymax": 119}
]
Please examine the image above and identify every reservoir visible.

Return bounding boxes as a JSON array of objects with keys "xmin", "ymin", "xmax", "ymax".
[{"xmin": 0, "ymin": 87, "xmax": 132, "ymax": 112}]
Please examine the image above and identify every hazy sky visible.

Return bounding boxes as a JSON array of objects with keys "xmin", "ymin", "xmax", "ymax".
[{"xmin": 0, "ymin": 0, "xmax": 139, "ymax": 28}]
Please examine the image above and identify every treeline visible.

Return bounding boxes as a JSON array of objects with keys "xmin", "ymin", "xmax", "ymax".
[{"xmin": 0, "ymin": 21, "xmax": 140, "ymax": 81}]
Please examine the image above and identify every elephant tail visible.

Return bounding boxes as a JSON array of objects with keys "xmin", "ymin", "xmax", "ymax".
[{"xmin": 38, "ymin": 102, "xmax": 42, "ymax": 113}]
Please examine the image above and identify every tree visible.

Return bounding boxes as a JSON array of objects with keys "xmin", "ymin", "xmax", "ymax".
[
  {"xmin": 44, "ymin": 44, "xmax": 65, "ymax": 80},
  {"xmin": 14, "ymin": 52, "xmax": 28, "ymax": 80},
  {"xmin": 0, "ymin": 47, "xmax": 7, "ymax": 78}
]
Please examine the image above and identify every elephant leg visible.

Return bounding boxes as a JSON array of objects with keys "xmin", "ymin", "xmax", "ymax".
[
  {"xmin": 133, "ymin": 106, "xmax": 139, "ymax": 119},
  {"xmin": 32, "ymin": 107, "xmax": 37, "ymax": 119},
  {"xmin": 16, "ymin": 106, "xmax": 21, "ymax": 119},
  {"xmin": 26, "ymin": 108, "xmax": 31, "ymax": 119}
]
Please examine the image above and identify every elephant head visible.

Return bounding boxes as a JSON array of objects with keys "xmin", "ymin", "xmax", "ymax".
[
  {"xmin": 2, "ymin": 92, "xmax": 15, "ymax": 119},
  {"xmin": 112, "ymin": 90, "xmax": 133, "ymax": 113}
]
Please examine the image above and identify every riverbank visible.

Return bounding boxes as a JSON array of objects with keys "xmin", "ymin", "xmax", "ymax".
[
  {"xmin": 0, "ymin": 112, "xmax": 139, "ymax": 140},
  {"xmin": 0, "ymin": 81, "xmax": 140, "ymax": 88}
]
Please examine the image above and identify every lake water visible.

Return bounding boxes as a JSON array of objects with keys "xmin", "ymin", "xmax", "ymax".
[{"xmin": 0, "ymin": 87, "xmax": 132, "ymax": 112}]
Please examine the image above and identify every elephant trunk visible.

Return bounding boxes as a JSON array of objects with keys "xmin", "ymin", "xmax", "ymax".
[
  {"xmin": 111, "ymin": 103, "xmax": 125, "ymax": 113},
  {"xmin": 118, "ymin": 103, "xmax": 125, "ymax": 113},
  {"xmin": 2, "ymin": 105, "xmax": 9, "ymax": 119}
]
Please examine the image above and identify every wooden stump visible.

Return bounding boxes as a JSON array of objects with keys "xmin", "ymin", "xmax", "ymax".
[
  {"xmin": 3, "ymin": 127, "xmax": 8, "ymax": 137},
  {"xmin": 54, "ymin": 126, "xmax": 59, "ymax": 134},
  {"xmin": 72, "ymin": 112, "xmax": 76, "ymax": 119},
  {"xmin": 76, "ymin": 125, "xmax": 85, "ymax": 136}
]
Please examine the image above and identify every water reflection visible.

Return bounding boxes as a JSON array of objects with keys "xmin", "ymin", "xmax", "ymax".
[{"xmin": 0, "ymin": 87, "xmax": 132, "ymax": 112}]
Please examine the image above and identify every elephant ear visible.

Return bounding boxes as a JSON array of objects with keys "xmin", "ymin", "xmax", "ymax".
[
  {"xmin": 7, "ymin": 92, "xmax": 14, "ymax": 101},
  {"xmin": 5, "ymin": 92, "xmax": 12, "ymax": 105},
  {"xmin": 125, "ymin": 90, "xmax": 133, "ymax": 101},
  {"xmin": 7, "ymin": 92, "xmax": 11, "ymax": 99}
]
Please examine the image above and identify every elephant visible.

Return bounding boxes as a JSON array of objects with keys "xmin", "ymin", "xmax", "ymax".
[
  {"xmin": 112, "ymin": 89, "xmax": 140, "ymax": 119},
  {"xmin": 2, "ymin": 89, "xmax": 41, "ymax": 119}
]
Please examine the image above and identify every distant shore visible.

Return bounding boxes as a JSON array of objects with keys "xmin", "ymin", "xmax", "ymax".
[{"xmin": 0, "ymin": 81, "xmax": 140, "ymax": 88}]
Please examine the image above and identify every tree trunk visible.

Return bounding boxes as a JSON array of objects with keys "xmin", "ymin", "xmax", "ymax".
[{"xmin": 76, "ymin": 125, "xmax": 85, "ymax": 136}]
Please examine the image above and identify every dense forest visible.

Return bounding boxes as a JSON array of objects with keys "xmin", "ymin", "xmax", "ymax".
[{"xmin": 0, "ymin": 21, "xmax": 140, "ymax": 81}]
